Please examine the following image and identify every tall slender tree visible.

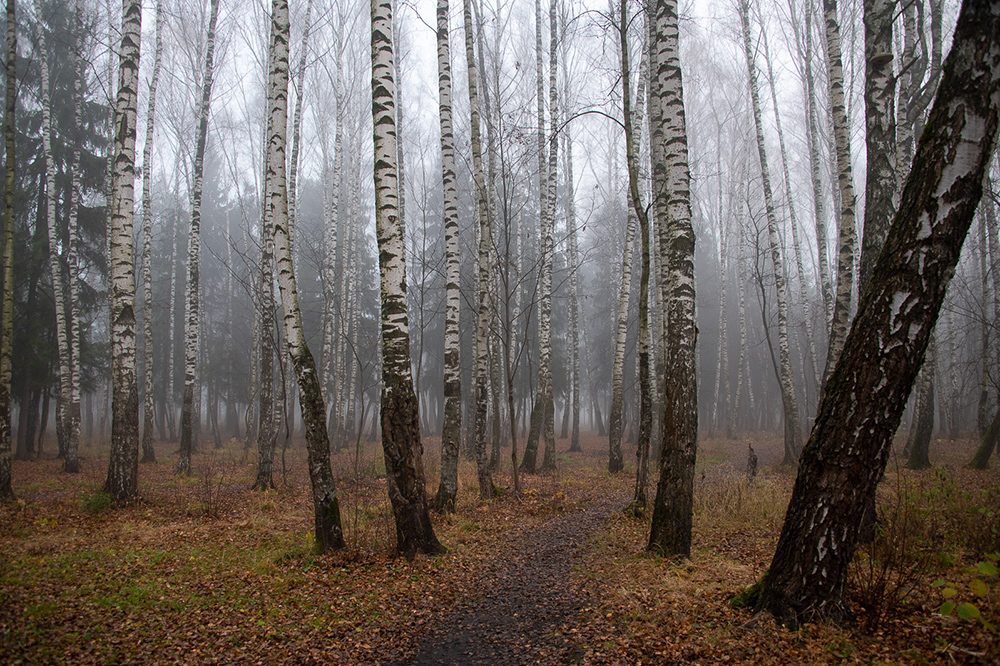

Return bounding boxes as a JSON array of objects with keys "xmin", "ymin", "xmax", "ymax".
[
  {"xmin": 103, "ymin": 0, "xmax": 142, "ymax": 501},
  {"xmin": 465, "ymin": 0, "xmax": 496, "ymax": 498},
  {"xmin": 432, "ymin": 0, "xmax": 461, "ymax": 511},
  {"xmin": 821, "ymin": 0, "xmax": 859, "ymax": 383},
  {"xmin": 265, "ymin": 0, "xmax": 344, "ymax": 553},
  {"xmin": 0, "ymin": 0, "xmax": 15, "ymax": 499},
  {"xmin": 371, "ymin": 0, "xmax": 444, "ymax": 555},
  {"xmin": 178, "ymin": 0, "xmax": 221, "ymax": 475},
  {"xmin": 140, "ymin": 0, "xmax": 163, "ymax": 464},
  {"xmin": 739, "ymin": 0, "xmax": 801, "ymax": 464}
]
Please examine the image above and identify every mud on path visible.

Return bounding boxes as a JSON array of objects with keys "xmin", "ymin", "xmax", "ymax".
[{"xmin": 390, "ymin": 491, "xmax": 630, "ymax": 666}]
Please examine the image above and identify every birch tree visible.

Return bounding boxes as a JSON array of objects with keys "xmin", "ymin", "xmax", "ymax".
[
  {"xmin": 265, "ymin": 0, "xmax": 344, "ymax": 553},
  {"xmin": 739, "ymin": 0, "xmax": 801, "ymax": 465},
  {"xmin": 38, "ymin": 24, "xmax": 73, "ymax": 469},
  {"xmin": 0, "ymin": 0, "xmax": 15, "ymax": 499},
  {"xmin": 371, "ymin": 0, "xmax": 444, "ymax": 555},
  {"xmin": 465, "ymin": 0, "xmax": 496, "ymax": 498},
  {"xmin": 741, "ymin": 0, "xmax": 1000, "ymax": 622},
  {"xmin": 103, "ymin": 0, "xmax": 142, "ymax": 501},
  {"xmin": 140, "ymin": 0, "xmax": 163, "ymax": 464},
  {"xmin": 647, "ymin": 0, "xmax": 697, "ymax": 557},
  {"xmin": 431, "ymin": 0, "xmax": 461, "ymax": 511},
  {"xmin": 821, "ymin": 0, "xmax": 859, "ymax": 383},
  {"xmin": 178, "ymin": 0, "xmax": 221, "ymax": 475}
]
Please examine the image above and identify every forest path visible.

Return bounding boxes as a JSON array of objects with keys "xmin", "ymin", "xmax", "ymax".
[{"xmin": 390, "ymin": 489, "xmax": 630, "ymax": 666}]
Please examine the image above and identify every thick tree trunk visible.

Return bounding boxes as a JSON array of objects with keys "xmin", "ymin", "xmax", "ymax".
[
  {"xmin": 265, "ymin": 0, "xmax": 344, "ymax": 553},
  {"xmin": 739, "ymin": 0, "xmax": 801, "ymax": 465},
  {"xmin": 371, "ymin": 0, "xmax": 445, "ymax": 556},
  {"xmin": 179, "ymin": 0, "xmax": 220, "ymax": 474},
  {"xmin": 969, "ymin": 404, "xmax": 1000, "ymax": 470},
  {"xmin": 103, "ymin": 0, "xmax": 142, "ymax": 501},
  {"xmin": 647, "ymin": 0, "xmax": 697, "ymax": 557},
  {"xmin": 140, "ymin": 0, "xmax": 163, "ymax": 465},
  {"xmin": 0, "ymin": 0, "xmax": 15, "ymax": 499},
  {"xmin": 751, "ymin": 1, "xmax": 1000, "ymax": 623}
]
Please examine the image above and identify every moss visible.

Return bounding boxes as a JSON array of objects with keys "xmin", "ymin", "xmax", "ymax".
[{"xmin": 731, "ymin": 572, "xmax": 767, "ymax": 611}]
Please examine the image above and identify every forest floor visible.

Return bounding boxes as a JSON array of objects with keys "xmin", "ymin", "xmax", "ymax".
[{"xmin": 1, "ymin": 430, "xmax": 999, "ymax": 665}]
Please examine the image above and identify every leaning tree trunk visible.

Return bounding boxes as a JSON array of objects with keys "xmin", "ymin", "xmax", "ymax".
[
  {"xmin": 371, "ymin": 0, "xmax": 445, "ymax": 556},
  {"xmin": 740, "ymin": 0, "xmax": 801, "ymax": 465},
  {"xmin": 430, "ymin": 0, "xmax": 461, "ymax": 511},
  {"xmin": 265, "ymin": 0, "xmax": 344, "ymax": 553},
  {"xmin": 821, "ymin": 0, "xmax": 859, "ymax": 385},
  {"xmin": 0, "ymin": 0, "xmax": 15, "ymax": 499},
  {"xmin": 464, "ymin": 0, "xmax": 497, "ymax": 499},
  {"xmin": 647, "ymin": 0, "xmax": 697, "ymax": 557},
  {"xmin": 140, "ymin": 0, "xmax": 163, "ymax": 464},
  {"xmin": 746, "ymin": 0, "xmax": 1000, "ymax": 623},
  {"xmin": 103, "ymin": 0, "xmax": 142, "ymax": 501},
  {"xmin": 178, "ymin": 0, "xmax": 220, "ymax": 475}
]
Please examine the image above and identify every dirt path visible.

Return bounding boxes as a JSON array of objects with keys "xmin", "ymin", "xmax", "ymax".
[{"xmin": 390, "ymin": 492, "xmax": 627, "ymax": 666}]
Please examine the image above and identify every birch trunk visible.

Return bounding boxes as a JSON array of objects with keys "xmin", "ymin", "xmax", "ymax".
[
  {"xmin": 760, "ymin": 21, "xmax": 820, "ymax": 399},
  {"xmin": 103, "ymin": 0, "xmax": 141, "ymax": 501},
  {"xmin": 431, "ymin": 0, "xmax": 462, "ymax": 511},
  {"xmin": 520, "ymin": 0, "xmax": 548, "ymax": 474},
  {"xmin": 264, "ymin": 0, "xmax": 344, "ymax": 552},
  {"xmin": 749, "ymin": 0, "xmax": 1000, "ymax": 621},
  {"xmin": 140, "ymin": 0, "xmax": 163, "ymax": 464},
  {"xmin": 371, "ymin": 0, "xmax": 444, "ymax": 555},
  {"xmin": 618, "ymin": 0, "xmax": 649, "ymax": 506},
  {"xmin": 178, "ymin": 0, "xmax": 220, "ymax": 475},
  {"xmin": 0, "ymin": 0, "xmax": 15, "ymax": 498},
  {"xmin": 821, "ymin": 0, "xmax": 859, "ymax": 383},
  {"xmin": 647, "ymin": 0, "xmax": 697, "ymax": 557},
  {"xmin": 565, "ymin": 121, "xmax": 581, "ymax": 453},
  {"xmin": 287, "ymin": 0, "xmax": 314, "ymax": 263},
  {"xmin": 38, "ymin": 25, "xmax": 74, "ymax": 469},
  {"xmin": 538, "ymin": 0, "xmax": 559, "ymax": 473},
  {"xmin": 739, "ymin": 0, "xmax": 801, "ymax": 465},
  {"xmin": 464, "ymin": 0, "xmax": 497, "ymax": 498}
]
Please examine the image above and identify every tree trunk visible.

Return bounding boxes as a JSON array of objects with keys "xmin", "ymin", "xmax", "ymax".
[
  {"xmin": 39, "ymin": 28, "xmax": 72, "ymax": 467},
  {"xmin": 286, "ymin": 0, "xmax": 314, "ymax": 266},
  {"xmin": 103, "ymin": 0, "xmax": 142, "ymax": 502},
  {"xmin": 178, "ymin": 0, "xmax": 220, "ymax": 475},
  {"xmin": 464, "ymin": 0, "xmax": 497, "ymax": 499},
  {"xmin": 0, "ymin": 0, "xmax": 15, "ymax": 499},
  {"xmin": 906, "ymin": 336, "xmax": 935, "ymax": 469},
  {"xmin": 264, "ymin": 0, "xmax": 344, "ymax": 552},
  {"xmin": 371, "ymin": 0, "xmax": 445, "ymax": 556},
  {"xmin": 647, "ymin": 0, "xmax": 697, "ymax": 557},
  {"xmin": 140, "ymin": 0, "xmax": 163, "ymax": 465},
  {"xmin": 739, "ymin": 0, "xmax": 801, "ymax": 465},
  {"xmin": 821, "ymin": 0, "xmax": 859, "ymax": 385},
  {"xmin": 969, "ymin": 403, "xmax": 1000, "ymax": 470},
  {"xmin": 750, "ymin": 1, "xmax": 1000, "ymax": 622}
]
